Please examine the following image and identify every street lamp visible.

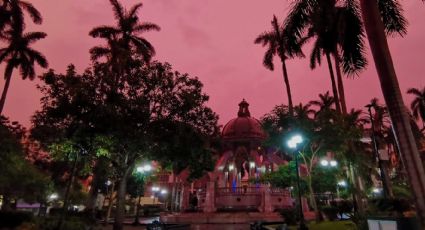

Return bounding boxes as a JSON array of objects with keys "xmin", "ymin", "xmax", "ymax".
[
  {"xmin": 287, "ymin": 134, "xmax": 308, "ymax": 230},
  {"xmin": 320, "ymin": 159, "xmax": 338, "ymax": 168},
  {"xmin": 133, "ymin": 164, "xmax": 152, "ymax": 225}
]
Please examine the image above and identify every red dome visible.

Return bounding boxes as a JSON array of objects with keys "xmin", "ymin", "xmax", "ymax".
[{"xmin": 222, "ymin": 99, "xmax": 266, "ymax": 141}]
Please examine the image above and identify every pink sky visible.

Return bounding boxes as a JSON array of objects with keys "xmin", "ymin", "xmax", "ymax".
[{"xmin": 1, "ymin": 0, "xmax": 424, "ymax": 127}]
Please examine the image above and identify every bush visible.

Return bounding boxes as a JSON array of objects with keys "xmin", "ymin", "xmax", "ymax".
[
  {"xmin": 0, "ymin": 211, "xmax": 33, "ymax": 228},
  {"xmin": 279, "ymin": 208, "xmax": 298, "ymax": 225},
  {"xmin": 368, "ymin": 198, "xmax": 412, "ymax": 216},
  {"xmin": 321, "ymin": 206, "xmax": 339, "ymax": 221},
  {"xmin": 29, "ymin": 216, "xmax": 94, "ymax": 230}
]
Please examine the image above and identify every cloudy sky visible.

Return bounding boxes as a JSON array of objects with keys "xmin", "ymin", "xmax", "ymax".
[{"xmin": 1, "ymin": 0, "xmax": 424, "ymax": 127}]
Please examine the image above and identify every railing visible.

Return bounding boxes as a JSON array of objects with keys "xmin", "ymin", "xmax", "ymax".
[
  {"xmin": 268, "ymin": 187, "xmax": 291, "ymax": 196},
  {"xmin": 216, "ymin": 186, "xmax": 262, "ymax": 196}
]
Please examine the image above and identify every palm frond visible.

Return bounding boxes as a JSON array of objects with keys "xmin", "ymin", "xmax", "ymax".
[
  {"xmin": 27, "ymin": 48, "xmax": 48, "ymax": 68},
  {"xmin": 89, "ymin": 26, "xmax": 119, "ymax": 38},
  {"xmin": 128, "ymin": 3, "xmax": 144, "ymax": 18},
  {"xmin": 24, "ymin": 31, "xmax": 47, "ymax": 43},
  {"xmin": 254, "ymin": 32, "xmax": 273, "ymax": 46},
  {"xmin": 263, "ymin": 48, "xmax": 275, "ymax": 71},
  {"xmin": 130, "ymin": 37, "xmax": 155, "ymax": 62},
  {"xmin": 309, "ymin": 39, "xmax": 322, "ymax": 69},
  {"xmin": 339, "ymin": 2, "xmax": 367, "ymax": 75},
  {"xmin": 378, "ymin": 0, "xmax": 407, "ymax": 36},
  {"xmin": 284, "ymin": 0, "xmax": 316, "ymax": 40},
  {"xmin": 0, "ymin": 47, "xmax": 11, "ymax": 63},
  {"xmin": 134, "ymin": 22, "xmax": 161, "ymax": 33},
  {"xmin": 19, "ymin": 1, "xmax": 42, "ymax": 24},
  {"xmin": 89, "ymin": 46, "xmax": 111, "ymax": 61},
  {"xmin": 407, "ymin": 88, "xmax": 422, "ymax": 97},
  {"xmin": 109, "ymin": 0, "xmax": 125, "ymax": 22}
]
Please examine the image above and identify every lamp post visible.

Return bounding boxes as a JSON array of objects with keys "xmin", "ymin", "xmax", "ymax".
[
  {"xmin": 133, "ymin": 164, "xmax": 152, "ymax": 225},
  {"xmin": 365, "ymin": 104, "xmax": 392, "ymax": 198},
  {"xmin": 288, "ymin": 134, "xmax": 308, "ymax": 230}
]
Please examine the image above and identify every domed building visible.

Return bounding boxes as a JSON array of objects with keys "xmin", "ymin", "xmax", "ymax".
[{"xmin": 175, "ymin": 99, "xmax": 293, "ymax": 213}]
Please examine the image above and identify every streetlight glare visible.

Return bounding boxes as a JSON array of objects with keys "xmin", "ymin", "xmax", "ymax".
[
  {"xmin": 160, "ymin": 189, "xmax": 167, "ymax": 194},
  {"xmin": 337, "ymin": 180, "xmax": 347, "ymax": 187},
  {"xmin": 143, "ymin": 165, "xmax": 152, "ymax": 171},
  {"xmin": 287, "ymin": 134, "xmax": 303, "ymax": 149},
  {"xmin": 330, "ymin": 160, "xmax": 338, "ymax": 167},
  {"xmin": 136, "ymin": 166, "xmax": 144, "ymax": 173},
  {"xmin": 320, "ymin": 159, "xmax": 329, "ymax": 166}
]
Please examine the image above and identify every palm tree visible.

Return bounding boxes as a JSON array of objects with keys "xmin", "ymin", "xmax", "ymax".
[
  {"xmin": 407, "ymin": 87, "xmax": 425, "ymax": 128},
  {"xmin": 309, "ymin": 91, "xmax": 335, "ymax": 113},
  {"xmin": 0, "ymin": 0, "xmax": 42, "ymax": 35},
  {"xmin": 285, "ymin": 0, "xmax": 367, "ymax": 114},
  {"xmin": 359, "ymin": 1, "xmax": 425, "ymax": 226},
  {"xmin": 89, "ymin": 0, "xmax": 160, "ymax": 64},
  {"xmin": 255, "ymin": 15, "xmax": 304, "ymax": 115},
  {"xmin": 89, "ymin": 1, "xmax": 159, "ymax": 230},
  {"xmin": 0, "ymin": 30, "xmax": 48, "ymax": 114}
]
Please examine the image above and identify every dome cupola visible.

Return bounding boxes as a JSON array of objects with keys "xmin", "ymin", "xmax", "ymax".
[{"xmin": 221, "ymin": 99, "xmax": 266, "ymax": 142}]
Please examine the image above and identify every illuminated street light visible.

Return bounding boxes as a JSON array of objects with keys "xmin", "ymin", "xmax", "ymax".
[
  {"xmin": 337, "ymin": 180, "xmax": 347, "ymax": 187},
  {"xmin": 320, "ymin": 159, "xmax": 329, "ymax": 167},
  {"xmin": 49, "ymin": 193, "xmax": 58, "ymax": 200},
  {"xmin": 152, "ymin": 186, "xmax": 160, "ymax": 192},
  {"xmin": 143, "ymin": 165, "xmax": 152, "ymax": 172},
  {"xmin": 229, "ymin": 164, "xmax": 234, "ymax": 171},
  {"xmin": 287, "ymin": 134, "xmax": 308, "ymax": 230},
  {"xmin": 320, "ymin": 159, "xmax": 338, "ymax": 167},
  {"xmin": 160, "ymin": 189, "xmax": 167, "ymax": 195}
]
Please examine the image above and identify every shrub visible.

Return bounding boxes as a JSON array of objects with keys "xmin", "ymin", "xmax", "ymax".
[
  {"xmin": 279, "ymin": 208, "xmax": 298, "ymax": 225},
  {"xmin": 368, "ymin": 198, "xmax": 412, "ymax": 216},
  {"xmin": 0, "ymin": 211, "xmax": 33, "ymax": 228},
  {"xmin": 321, "ymin": 206, "xmax": 339, "ymax": 221}
]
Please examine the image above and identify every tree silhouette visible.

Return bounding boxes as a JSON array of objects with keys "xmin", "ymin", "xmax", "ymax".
[
  {"xmin": 407, "ymin": 87, "xmax": 425, "ymax": 128},
  {"xmin": 285, "ymin": 0, "xmax": 367, "ymax": 114},
  {"xmin": 0, "ymin": 30, "xmax": 48, "ymax": 114},
  {"xmin": 89, "ymin": 0, "xmax": 160, "ymax": 64},
  {"xmin": 255, "ymin": 15, "xmax": 304, "ymax": 115},
  {"xmin": 0, "ymin": 0, "xmax": 42, "ymax": 36}
]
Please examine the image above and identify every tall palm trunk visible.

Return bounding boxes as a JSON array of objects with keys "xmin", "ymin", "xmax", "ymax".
[
  {"xmin": 281, "ymin": 58, "xmax": 294, "ymax": 116},
  {"xmin": 113, "ymin": 167, "xmax": 132, "ymax": 230},
  {"xmin": 325, "ymin": 52, "xmax": 341, "ymax": 113},
  {"xmin": 334, "ymin": 54, "xmax": 347, "ymax": 114},
  {"xmin": 360, "ymin": 0, "xmax": 425, "ymax": 227},
  {"xmin": 0, "ymin": 71, "xmax": 13, "ymax": 114}
]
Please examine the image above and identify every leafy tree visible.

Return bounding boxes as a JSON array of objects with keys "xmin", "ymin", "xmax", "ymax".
[
  {"xmin": 254, "ymin": 15, "xmax": 304, "ymax": 115},
  {"xmin": 32, "ymin": 60, "xmax": 218, "ymax": 230},
  {"xmin": 0, "ymin": 116, "xmax": 50, "ymax": 211}
]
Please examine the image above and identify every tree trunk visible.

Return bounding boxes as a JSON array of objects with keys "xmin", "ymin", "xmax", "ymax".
[
  {"xmin": 0, "ymin": 70, "xmax": 13, "ymax": 115},
  {"xmin": 113, "ymin": 167, "xmax": 132, "ymax": 230},
  {"xmin": 334, "ymin": 54, "xmax": 347, "ymax": 114},
  {"xmin": 360, "ymin": 0, "xmax": 425, "ymax": 227},
  {"xmin": 325, "ymin": 52, "xmax": 341, "ymax": 113},
  {"xmin": 281, "ymin": 59, "xmax": 294, "ymax": 115},
  {"xmin": 348, "ymin": 163, "xmax": 365, "ymax": 213},
  {"xmin": 307, "ymin": 176, "xmax": 321, "ymax": 222},
  {"xmin": 105, "ymin": 182, "xmax": 115, "ymax": 225}
]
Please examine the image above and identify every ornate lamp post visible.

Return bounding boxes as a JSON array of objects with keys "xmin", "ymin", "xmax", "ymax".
[
  {"xmin": 133, "ymin": 164, "xmax": 152, "ymax": 225},
  {"xmin": 288, "ymin": 134, "xmax": 308, "ymax": 230}
]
